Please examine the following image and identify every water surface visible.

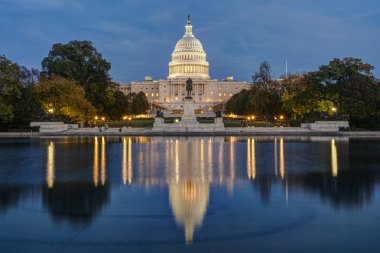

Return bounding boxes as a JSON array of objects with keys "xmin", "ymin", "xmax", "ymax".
[{"xmin": 0, "ymin": 136, "xmax": 379, "ymax": 252}]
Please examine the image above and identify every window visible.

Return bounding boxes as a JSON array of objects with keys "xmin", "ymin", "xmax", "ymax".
[{"xmin": 218, "ymin": 93, "xmax": 221, "ymax": 97}]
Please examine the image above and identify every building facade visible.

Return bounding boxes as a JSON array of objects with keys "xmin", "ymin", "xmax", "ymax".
[{"xmin": 118, "ymin": 16, "xmax": 252, "ymax": 111}]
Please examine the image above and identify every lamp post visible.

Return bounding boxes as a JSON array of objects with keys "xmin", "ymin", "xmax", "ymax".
[
  {"xmin": 331, "ymin": 107, "xmax": 337, "ymax": 119},
  {"xmin": 47, "ymin": 108, "xmax": 54, "ymax": 121}
]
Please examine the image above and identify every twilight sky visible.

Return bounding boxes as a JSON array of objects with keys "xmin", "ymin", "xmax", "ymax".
[{"xmin": 1, "ymin": 0, "xmax": 379, "ymax": 82}]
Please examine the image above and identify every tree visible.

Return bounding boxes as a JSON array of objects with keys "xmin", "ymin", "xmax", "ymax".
[
  {"xmin": 41, "ymin": 40, "xmax": 114, "ymax": 114},
  {"xmin": 226, "ymin": 89, "xmax": 250, "ymax": 115},
  {"xmin": 249, "ymin": 87, "xmax": 282, "ymax": 124},
  {"xmin": 11, "ymin": 67, "xmax": 42, "ymax": 127},
  {"xmin": 252, "ymin": 61, "xmax": 273, "ymax": 90},
  {"xmin": 12, "ymin": 83, "xmax": 42, "ymax": 127},
  {"xmin": 130, "ymin": 91, "xmax": 149, "ymax": 114},
  {"xmin": 104, "ymin": 90, "xmax": 130, "ymax": 120},
  {"xmin": 34, "ymin": 76, "xmax": 96, "ymax": 122},
  {"xmin": 226, "ymin": 62, "xmax": 284, "ymax": 124},
  {"xmin": 280, "ymin": 74, "xmax": 328, "ymax": 120},
  {"xmin": 301, "ymin": 58, "xmax": 380, "ymax": 128},
  {"xmin": 250, "ymin": 62, "xmax": 283, "ymax": 124},
  {"xmin": 0, "ymin": 55, "xmax": 22, "ymax": 124}
]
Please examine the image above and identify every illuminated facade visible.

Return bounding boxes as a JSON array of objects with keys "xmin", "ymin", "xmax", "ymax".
[{"xmin": 118, "ymin": 16, "xmax": 252, "ymax": 111}]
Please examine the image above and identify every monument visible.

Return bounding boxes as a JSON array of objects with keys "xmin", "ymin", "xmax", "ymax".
[
  {"xmin": 180, "ymin": 78, "xmax": 199, "ymax": 128},
  {"xmin": 152, "ymin": 76, "xmax": 226, "ymax": 133}
]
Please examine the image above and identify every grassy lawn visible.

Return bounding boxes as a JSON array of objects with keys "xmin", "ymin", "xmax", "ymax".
[
  {"xmin": 95, "ymin": 119, "xmax": 154, "ymax": 128},
  {"xmin": 224, "ymin": 119, "xmax": 287, "ymax": 127}
]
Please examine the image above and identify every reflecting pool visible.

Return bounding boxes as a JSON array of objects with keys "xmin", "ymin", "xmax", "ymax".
[{"xmin": 0, "ymin": 136, "xmax": 380, "ymax": 252}]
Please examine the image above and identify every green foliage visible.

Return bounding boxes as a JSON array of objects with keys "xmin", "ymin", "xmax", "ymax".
[
  {"xmin": 34, "ymin": 76, "xmax": 96, "ymax": 122},
  {"xmin": 104, "ymin": 90, "xmax": 130, "ymax": 120},
  {"xmin": 0, "ymin": 55, "xmax": 23, "ymax": 124},
  {"xmin": 12, "ymin": 84, "xmax": 42, "ymax": 127},
  {"xmin": 41, "ymin": 40, "xmax": 117, "ymax": 115},
  {"xmin": 0, "ymin": 100, "xmax": 14, "ymax": 123},
  {"xmin": 129, "ymin": 91, "xmax": 149, "ymax": 115},
  {"xmin": 226, "ymin": 89, "xmax": 250, "ymax": 115},
  {"xmin": 283, "ymin": 58, "xmax": 380, "ymax": 129},
  {"xmin": 248, "ymin": 86, "xmax": 282, "ymax": 118},
  {"xmin": 227, "ymin": 62, "xmax": 283, "ymax": 122}
]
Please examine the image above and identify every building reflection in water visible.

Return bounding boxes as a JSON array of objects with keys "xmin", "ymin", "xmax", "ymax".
[
  {"xmin": 76, "ymin": 136, "xmax": 344, "ymax": 243},
  {"xmin": 46, "ymin": 141, "xmax": 55, "ymax": 188},
  {"xmin": 227, "ymin": 137, "xmax": 236, "ymax": 194},
  {"xmin": 167, "ymin": 138, "xmax": 211, "ymax": 245},
  {"xmin": 331, "ymin": 138, "xmax": 339, "ymax": 177},
  {"xmin": 218, "ymin": 140, "xmax": 224, "ymax": 185}
]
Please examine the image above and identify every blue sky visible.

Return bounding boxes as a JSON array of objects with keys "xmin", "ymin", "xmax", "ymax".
[{"xmin": 1, "ymin": 0, "xmax": 379, "ymax": 82}]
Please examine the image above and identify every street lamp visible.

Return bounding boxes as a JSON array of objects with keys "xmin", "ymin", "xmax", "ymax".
[{"xmin": 332, "ymin": 107, "xmax": 337, "ymax": 113}]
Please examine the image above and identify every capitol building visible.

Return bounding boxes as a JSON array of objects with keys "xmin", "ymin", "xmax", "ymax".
[{"xmin": 118, "ymin": 16, "xmax": 252, "ymax": 111}]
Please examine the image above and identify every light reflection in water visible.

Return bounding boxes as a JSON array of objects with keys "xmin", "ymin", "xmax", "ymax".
[
  {"xmin": 101, "ymin": 137, "xmax": 106, "ymax": 186},
  {"xmin": 228, "ymin": 137, "xmax": 236, "ymax": 193},
  {"xmin": 122, "ymin": 137, "xmax": 133, "ymax": 185},
  {"xmin": 175, "ymin": 139, "xmax": 179, "ymax": 182},
  {"xmin": 274, "ymin": 138, "xmax": 278, "ymax": 176},
  {"xmin": 93, "ymin": 137, "xmax": 99, "ymax": 186},
  {"xmin": 208, "ymin": 138, "xmax": 213, "ymax": 183},
  {"xmin": 43, "ymin": 136, "xmax": 344, "ymax": 245},
  {"xmin": 200, "ymin": 139, "xmax": 205, "ymax": 181},
  {"xmin": 218, "ymin": 141, "xmax": 224, "ymax": 184},
  {"xmin": 280, "ymin": 138, "xmax": 285, "ymax": 179},
  {"xmin": 331, "ymin": 138, "xmax": 339, "ymax": 177},
  {"xmin": 46, "ymin": 141, "xmax": 55, "ymax": 188},
  {"xmin": 247, "ymin": 138, "xmax": 256, "ymax": 180}
]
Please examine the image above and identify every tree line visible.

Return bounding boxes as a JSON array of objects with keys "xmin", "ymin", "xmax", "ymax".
[
  {"xmin": 226, "ymin": 58, "xmax": 380, "ymax": 130},
  {"xmin": 0, "ymin": 40, "xmax": 149, "ymax": 129}
]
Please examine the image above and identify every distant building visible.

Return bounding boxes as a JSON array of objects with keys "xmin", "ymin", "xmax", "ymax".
[{"xmin": 118, "ymin": 16, "xmax": 252, "ymax": 111}]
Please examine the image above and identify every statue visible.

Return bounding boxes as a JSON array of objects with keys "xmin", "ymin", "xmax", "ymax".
[{"xmin": 186, "ymin": 77, "xmax": 193, "ymax": 98}]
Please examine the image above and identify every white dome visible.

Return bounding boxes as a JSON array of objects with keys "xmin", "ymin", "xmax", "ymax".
[
  {"xmin": 174, "ymin": 36, "xmax": 204, "ymax": 53},
  {"xmin": 168, "ymin": 16, "xmax": 210, "ymax": 80}
]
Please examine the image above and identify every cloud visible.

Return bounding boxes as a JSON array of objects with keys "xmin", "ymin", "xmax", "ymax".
[
  {"xmin": 0, "ymin": 0, "xmax": 379, "ymax": 81},
  {"xmin": 0, "ymin": 0, "xmax": 83, "ymax": 10}
]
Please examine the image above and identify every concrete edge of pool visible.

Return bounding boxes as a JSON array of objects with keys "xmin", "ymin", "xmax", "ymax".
[{"xmin": 1, "ymin": 129, "xmax": 380, "ymax": 138}]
